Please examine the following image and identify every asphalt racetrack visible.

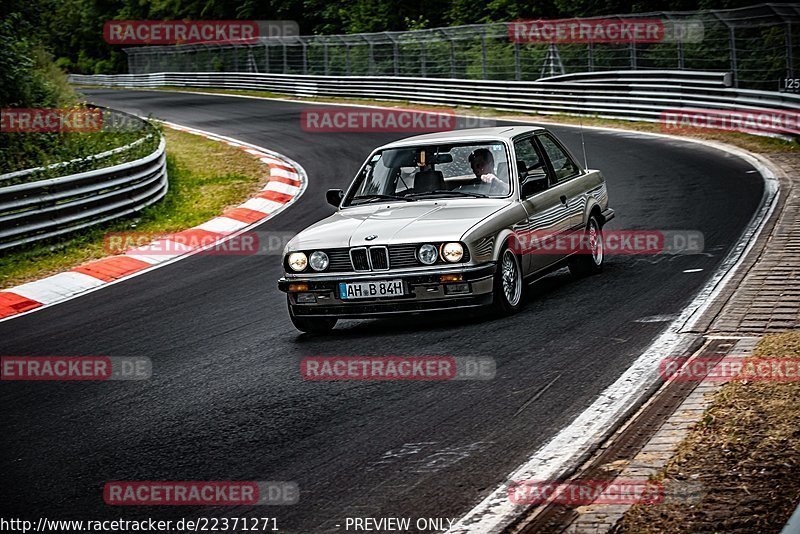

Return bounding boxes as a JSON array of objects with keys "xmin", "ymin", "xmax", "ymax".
[{"xmin": 0, "ymin": 89, "xmax": 765, "ymax": 532}]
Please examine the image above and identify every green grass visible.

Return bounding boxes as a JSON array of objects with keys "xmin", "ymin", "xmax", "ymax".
[{"xmin": 0, "ymin": 127, "xmax": 268, "ymax": 289}]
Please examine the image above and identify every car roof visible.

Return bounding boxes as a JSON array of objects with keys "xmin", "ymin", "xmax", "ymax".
[{"xmin": 377, "ymin": 126, "xmax": 546, "ymax": 149}]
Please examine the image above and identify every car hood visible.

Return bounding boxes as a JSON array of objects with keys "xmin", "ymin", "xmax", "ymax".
[{"xmin": 287, "ymin": 199, "xmax": 510, "ymax": 250}]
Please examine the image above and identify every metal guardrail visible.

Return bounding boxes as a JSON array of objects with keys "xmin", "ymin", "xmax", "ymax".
[
  {"xmin": 70, "ymin": 70, "xmax": 800, "ymax": 129},
  {"xmin": 0, "ymin": 114, "xmax": 168, "ymax": 251}
]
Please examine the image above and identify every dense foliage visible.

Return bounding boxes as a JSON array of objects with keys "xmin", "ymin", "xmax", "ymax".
[{"xmin": 1, "ymin": 0, "xmax": 784, "ymax": 75}]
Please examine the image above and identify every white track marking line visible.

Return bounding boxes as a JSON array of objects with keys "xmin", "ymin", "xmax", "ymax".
[
  {"xmin": 194, "ymin": 216, "xmax": 250, "ymax": 234},
  {"xmin": 269, "ymin": 167, "xmax": 300, "ymax": 180},
  {"xmin": 241, "ymin": 198, "xmax": 285, "ymax": 213},
  {"xmin": 10, "ymin": 272, "xmax": 106, "ymax": 304},
  {"xmin": 263, "ymin": 181, "xmax": 300, "ymax": 195}
]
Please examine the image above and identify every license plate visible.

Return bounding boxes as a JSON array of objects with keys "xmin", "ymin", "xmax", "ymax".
[{"xmin": 339, "ymin": 280, "xmax": 404, "ymax": 300}]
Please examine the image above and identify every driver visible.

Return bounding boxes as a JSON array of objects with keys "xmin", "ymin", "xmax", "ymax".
[{"xmin": 467, "ymin": 148, "xmax": 509, "ymax": 194}]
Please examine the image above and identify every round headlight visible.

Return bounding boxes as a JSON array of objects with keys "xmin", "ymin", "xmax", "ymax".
[
  {"xmin": 309, "ymin": 250, "xmax": 329, "ymax": 271},
  {"xmin": 418, "ymin": 244, "xmax": 438, "ymax": 265},
  {"xmin": 442, "ymin": 242, "xmax": 464, "ymax": 263},
  {"xmin": 288, "ymin": 252, "xmax": 308, "ymax": 272}
]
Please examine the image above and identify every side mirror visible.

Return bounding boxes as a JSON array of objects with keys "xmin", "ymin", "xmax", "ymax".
[
  {"xmin": 326, "ymin": 189, "xmax": 344, "ymax": 207},
  {"xmin": 520, "ymin": 175, "xmax": 548, "ymax": 198}
]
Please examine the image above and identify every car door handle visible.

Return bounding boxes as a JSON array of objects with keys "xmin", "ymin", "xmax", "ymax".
[{"xmin": 559, "ymin": 195, "xmax": 568, "ymax": 206}]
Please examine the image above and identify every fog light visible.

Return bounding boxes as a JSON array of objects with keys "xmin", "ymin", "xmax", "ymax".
[
  {"xmin": 288, "ymin": 283, "xmax": 309, "ymax": 292},
  {"xmin": 440, "ymin": 274, "xmax": 463, "ymax": 283},
  {"xmin": 296, "ymin": 293, "xmax": 317, "ymax": 304},
  {"xmin": 444, "ymin": 283, "xmax": 470, "ymax": 295}
]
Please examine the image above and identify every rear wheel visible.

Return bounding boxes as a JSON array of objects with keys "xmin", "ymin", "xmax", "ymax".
[
  {"xmin": 568, "ymin": 215, "xmax": 604, "ymax": 277},
  {"xmin": 492, "ymin": 246, "xmax": 525, "ymax": 315},
  {"xmin": 288, "ymin": 302, "xmax": 337, "ymax": 333}
]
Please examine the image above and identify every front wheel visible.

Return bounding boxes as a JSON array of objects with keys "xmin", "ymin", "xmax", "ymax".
[
  {"xmin": 568, "ymin": 215, "xmax": 604, "ymax": 277},
  {"xmin": 288, "ymin": 303, "xmax": 337, "ymax": 333},
  {"xmin": 492, "ymin": 246, "xmax": 525, "ymax": 316}
]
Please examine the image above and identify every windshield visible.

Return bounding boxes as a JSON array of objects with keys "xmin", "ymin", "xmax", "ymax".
[{"xmin": 345, "ymin": 141, "xmax": 512, "ymax": 206}]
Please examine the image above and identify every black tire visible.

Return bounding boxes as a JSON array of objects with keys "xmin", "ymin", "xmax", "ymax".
[
  {"xmin": 288, "ymin": 304, "xmax": 337, "ymax": 333},
  {"xmin": 568, "ymin": 214, "xmax": 604, "ymax": 277},
  {"xmin": 492, "ymin": 245, "xmax": 525, "ymax": 316}
]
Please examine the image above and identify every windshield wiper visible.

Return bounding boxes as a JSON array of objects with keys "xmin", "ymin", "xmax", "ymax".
[
  {"xmin": 407, "ymin": 190, "xmax": 488, "ymax": 199},
  {"xmin": 350, "ymin": 194, "xmax": 415, "ymax": 204}
]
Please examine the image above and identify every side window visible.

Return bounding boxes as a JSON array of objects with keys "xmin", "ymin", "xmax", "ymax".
[
  {"xmin": 513, "ymin": 137, "xmax": 546, "ymax": 182},
  {"xmin": 538, "ymin": 134, "xmax": 579, "ymax": 183}
]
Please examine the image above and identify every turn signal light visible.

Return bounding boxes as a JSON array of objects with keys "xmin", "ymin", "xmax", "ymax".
[
  {"xmin": 439, "ymin": 274, "xmax": 463, "ymax": 283},
  {"xmin": 288, "ymin": 283, "xmax": 309, "ymax": 292}
]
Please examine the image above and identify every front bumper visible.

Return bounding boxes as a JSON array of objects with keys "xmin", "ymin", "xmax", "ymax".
[{"xmin": 278, "ymin": 263, "xmax": 496, "ymax": 318}]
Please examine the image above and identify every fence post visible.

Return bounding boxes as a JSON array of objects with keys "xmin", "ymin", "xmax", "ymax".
[
  {"xmin": 264, "ymin": 43, "xmax": 270, "ymax": 73},
  {"xmin": 729, "ymin": 26, "xmax": 738, "ymax": 87},
  {"xmin": 481, "ymin": 32, "xmax": 488, "ymax": 79},
  {"xmin": 388, "ymin": 33, "xmax": 399, "ymax": 76},
  {"xmin": 630, "ymin": 40, "xmax": 637, "ymax": 69},
  {"xmin": 301, "ymin": 41, "xmax": 308, "ymax": 74},
  {"xmin": 324, "ymin": 41, "xmax": 329, "ymax": 76},
  {"xmin": 450, "ymin": 38, "xmax": 456, "ymax": 78},
  {"xmin": 587, "ymin": 42, "xmax": 594, "ymax": 71},
  {"xmin": 368, "ymin": 40, "xmax": 375, "ymax": 75},
  {"xmin": 282, "ymin": 41, "xmax": 288, "ymax": 74},
  {"xmin": 420, "ymin": 40, "xmax": 426, "ymax": 77},
  {"xmin": 514, "ymin": 42, "xmax": 521, "ymax": 80},
  {"xmin": 788, "ymin": 23, "xmax": 794, "ymax": 79},
  {"xmin": 677, "ymin": 39, "xmax": 684, "ymax": 69},
  {"xmin": 345, "ymin": 43, "xmax": 350, "ymax": 76}
]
